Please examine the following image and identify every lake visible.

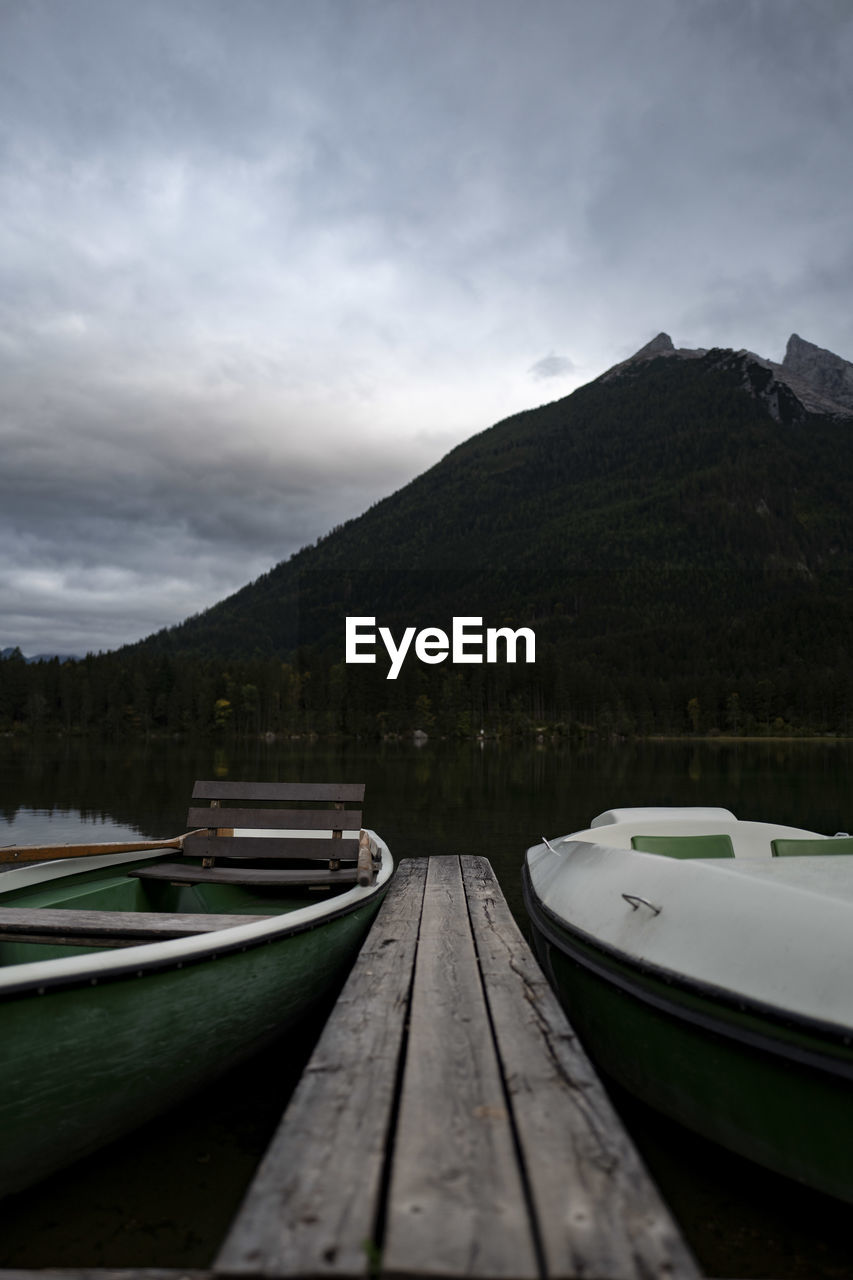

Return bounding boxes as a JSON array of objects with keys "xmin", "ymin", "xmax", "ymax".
[{"xmin": 1, "ymin": 734, "xmax": 852, "ymax": 1278}]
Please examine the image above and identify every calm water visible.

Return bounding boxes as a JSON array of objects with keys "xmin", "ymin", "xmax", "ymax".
[{"xmin": 1, "ymin": 735, "xmax": 852, "ymax": 1277}]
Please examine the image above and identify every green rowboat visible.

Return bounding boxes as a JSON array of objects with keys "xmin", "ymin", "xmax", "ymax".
[
  {"xmin": 0, "ymin": 781, "xmax": 393, "ymax": 1198},
  {"xmin": 524, "ymin": 806, "xmax": 853, "ymax": 1203}
]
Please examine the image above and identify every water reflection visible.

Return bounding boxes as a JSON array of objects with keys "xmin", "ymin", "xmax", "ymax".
[
  {"xmin": 5, "ymin": 734, "xmax": 849, "ymax": 918},
  {"xmin": 1, "ymin": 736, "xmax": 852, "ymax": 1275},
  {"xmin": 2, "ymin": 808, "xmax": 142, "ymax": 849}
]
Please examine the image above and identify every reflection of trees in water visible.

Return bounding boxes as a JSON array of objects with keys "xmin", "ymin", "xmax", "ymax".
[{"xmin": 2, "ymin": 737, "xmax": 850, "ymax": 908}]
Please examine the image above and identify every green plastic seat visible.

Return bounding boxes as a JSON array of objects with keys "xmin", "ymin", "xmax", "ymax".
[
  {"xmin": 771, "ymin": 837, "xmax": 853, "ymax": 857},
  {"xmin": 630, "ymin": 833, "xmax": 735, "ymax": 859}
]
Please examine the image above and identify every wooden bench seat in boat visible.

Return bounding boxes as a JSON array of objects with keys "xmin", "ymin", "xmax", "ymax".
[
  {"xmin": 0, "ymin": 906, "xmax": 270, "ymax": 948},
  {"xmin": 130, "ymin": 780, "xmax": 376, "ymax": 889}
]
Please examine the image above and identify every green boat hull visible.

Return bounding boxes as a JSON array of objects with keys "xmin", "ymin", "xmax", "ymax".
[
  {"xmin": 0, "ymin": 859, "xmax": 388, "ymax": 1198},
  {"xmin": 524, "ymin": 876, "xmax": 853, "ymax": 1204}
]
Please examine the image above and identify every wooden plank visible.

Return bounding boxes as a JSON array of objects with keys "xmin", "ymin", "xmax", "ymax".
[
  {"xmin": 192, "ymin": 781, "xmax": 365, "ymax": 803},
  {"xmin": 0, "ymin": 906, "xmax": 271, "ymax": 948},
  {"xmin": 357, "ymin": 830, "xmax": 376, "ymax": 886},
  {"xmin": 129, "ymin": 863, "xmax": 359, "ymax": 887},
  {"xmin": 382, "ymin": 856, "xmax": 539, "ymax": 1280},
  {"xmin": 0, "ymin": 1271, "xmax": 212, "ymax": 1280},
  {"xmin": 186, "ymin": 808, "xmax": 362, "ymax": 833},
  {"xmin": 460, "ymin": 856, "xmax": 700, "ymax": 1280},
  {"xmin": 181, "ymin": 835, "xmax": 360, "ymax": 862},
  {"xmin": 215, "ymin": 857, "xmax": 428, "ymax": 1280}
]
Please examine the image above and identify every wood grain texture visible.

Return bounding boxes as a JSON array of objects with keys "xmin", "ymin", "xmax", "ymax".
[
  {"xmin": 185, "ymin": 808, "xmax": 362, "ymax": 833},
  {"xmin": 128, "ymin": 863, "xmax": 358, "ymax": 887},
  {"xmin": 357, "ymin": 831, "xmax": 376, "ymax": 886},
  {"xmin": 215, "ymin": 858, "xmax": 428, "ymax": 1280},
  {"xmin": 460, "ymin": 856, "xmax": 700, "ymax": 1280},
  {"xmin": 213, "ymin": 855, "xmax": 698, "ymax": 1280},
  {"xmin": 0, "ymin": 907, "xmax": 270, "ymax": 947},
  {"xmin": 181, "ymin": 834, "xmax": 360, "ymax": 862},
  {"xmin": 0, "ymin": 837, "xmax": 186, "ymax": 866},
  {"xmin": 0, "ymin": 1271, "xmax": 212, "ymax": 1279},
  {"xmin": 192, "ymin": 782, "xmax": 364, "ymax": 803},
  {"xmin": 381, "ymin": 856, "xmax": 538, "ymax": 1280}
]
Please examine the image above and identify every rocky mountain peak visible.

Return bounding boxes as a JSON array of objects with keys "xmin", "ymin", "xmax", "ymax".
[
  {"xmin": 598, "ymin": 331, "xmax": 707, "ymax": 383},
  {"xmin": 632, "ymin": 331, "xmax": 675, "ymax": 359},
  {"xmin": 782, "ymin": 333, "xmax": 853, "ymax": 412},
  {"xmin": 599, "ymin": 328, "xmax": 853, "ymax": 423}
]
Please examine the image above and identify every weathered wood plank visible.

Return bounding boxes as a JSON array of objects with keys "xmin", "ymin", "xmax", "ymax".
[
  {"xmin": 215, "ymin": 858, "xmax": 428, "ymax": 1280},
  {"xmin": 356, "ymin": 830, "xmax": 377, "ymax": 886},
  {"xmin": 382, "ymin": 856, "xmax": 538, "ymax": 1280},
  {"xmin": 129, "ymin": 863, "xmax": 359, "ymax": 887},
  {"xmin": 460, "ymin": 856, "xmax": 700, "ymax": 1280},
  {"xmin": 0, "ymin": 1272, "xmax": 212, "ymax": 1280},
  {"xmin": 186, "ymin": 808, "xmax": 362, "ymax": 833},
  {"xmin": 0, "ymin": 906, "xmax": 270, "ymax": 947},
  {"xmin": 181, "ymin": 835, "xmax": 360, "ymax": 862},
  {"xmin": 192, "ymin": 781, "xmax": 364, "ymax": 803}
]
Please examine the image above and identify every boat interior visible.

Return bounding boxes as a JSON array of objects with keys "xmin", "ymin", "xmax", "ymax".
[
  {"xmin": 565, "ymin": 807, "xmax": 853, "ymax": 861},
  {"xmin": 0, "ymin": 780, "xmax": 380, "ymax": 966}
]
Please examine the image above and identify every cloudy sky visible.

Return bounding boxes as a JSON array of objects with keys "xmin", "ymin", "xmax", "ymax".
[{"xmin": 2, "ymin": 0, "xmax": 852, "ymax": 655}]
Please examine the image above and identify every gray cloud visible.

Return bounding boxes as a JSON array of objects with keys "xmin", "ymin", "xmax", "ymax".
[
  {"xmin": 1, "ymin": 0, "xmax": 852, "ymax": 653},
  {"xmin": 529, "ymin": 354, "xmax": 576, "ymax": 381}
]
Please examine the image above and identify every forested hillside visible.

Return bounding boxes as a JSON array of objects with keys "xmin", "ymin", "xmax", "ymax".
[{"xmin": 4, "ymin": 344, "xmax": 852, "ymax": 739}]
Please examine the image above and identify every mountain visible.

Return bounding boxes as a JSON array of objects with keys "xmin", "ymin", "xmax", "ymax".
[
  {"xmin": 603, "ymin": 331, "xmax": 853, "ymax": 422},
  {"xmin": 782, "ymin": 334, "xmax": 853, "ymax": 414},
  {"xmin": 6, "ymin": 331, "xmax": 852, "ymax": 738},
  {"xmin": 0, "ymin": 647, "xmax": 80, "ymax": 664},
  {"xmin": 137, "ymin": 331, "xmax": 853, "ymax": 660}
]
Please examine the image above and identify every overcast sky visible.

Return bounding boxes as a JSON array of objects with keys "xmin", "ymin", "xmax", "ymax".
[{"xmin": 2, "ymin": 0, "xmax": 852, "ymax": 656}]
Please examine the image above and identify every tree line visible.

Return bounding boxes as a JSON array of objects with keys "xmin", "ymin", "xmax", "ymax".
[{"xmin": 2, "ymin": 629, "xmax": 850, "ymax": 741}]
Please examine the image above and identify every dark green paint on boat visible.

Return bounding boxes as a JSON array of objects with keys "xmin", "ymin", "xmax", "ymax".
[
  {"xmin": 523, "ymin": 867, "xmax": 853, "ymax": 1205},
  {"xmin": 0, "ymin": 853, "xmax": 390, "ymax": 1197}
]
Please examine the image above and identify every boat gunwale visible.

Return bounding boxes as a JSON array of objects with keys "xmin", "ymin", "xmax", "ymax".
[
  {"xmin": 0, "ymin": 833, "xmax": 392, "ymax": 1001},
  {"xmin": 522, "ymin": 860, "xmax": 853, "ymax": 1080}
]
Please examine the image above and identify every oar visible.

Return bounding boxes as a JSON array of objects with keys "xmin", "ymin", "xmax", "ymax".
[{"xmin": 0, "ymin": 833, "xmax": 198, "ymax": 866}]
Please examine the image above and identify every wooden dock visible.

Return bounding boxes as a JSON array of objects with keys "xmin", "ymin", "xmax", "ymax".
[{"xmin": 215, "ymin": 855, "xmax": 699, "ymax": 1280}]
